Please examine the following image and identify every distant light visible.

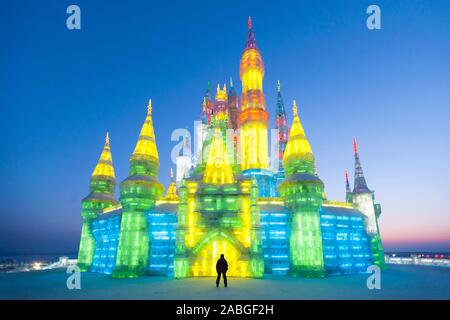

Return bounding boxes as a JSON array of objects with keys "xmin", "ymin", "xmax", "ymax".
[{"xmin": 32, "ymin": 262, "xmax": 42, "ymax": 270}]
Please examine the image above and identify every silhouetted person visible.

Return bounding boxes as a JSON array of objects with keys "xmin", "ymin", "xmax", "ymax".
[{"xmin": 216, "ymin": 254, "xmax": 228, "ymax": 287}]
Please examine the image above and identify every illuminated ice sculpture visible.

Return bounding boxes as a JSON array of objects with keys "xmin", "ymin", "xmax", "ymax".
[{"xmin": 77, "ymin": 17, "xmax": 385, "ymax": 278}]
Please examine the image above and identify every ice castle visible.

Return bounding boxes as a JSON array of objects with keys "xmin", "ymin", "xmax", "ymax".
[{"xmin": 77, "ymin": 17, "xmax": 385, "ymax": 279}]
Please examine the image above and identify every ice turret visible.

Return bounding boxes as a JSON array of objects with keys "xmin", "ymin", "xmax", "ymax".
[
  {"xmin": 113, "ymin": 100, "xmax": 164, "ymax": 278},
  {"xmin": 239, "ymin": 16, "xmax": 269, "ymax": 171},
  {"xmin": 350, "ymin": 138, "xmax": 385, "ymax": 268},
  {"xmin": 78, "ymin": 132, "xmax": 118, "ymax": 271},
  {"xmin": 279, "ymin": 100, "xmax": 326, "ymax": 277}
]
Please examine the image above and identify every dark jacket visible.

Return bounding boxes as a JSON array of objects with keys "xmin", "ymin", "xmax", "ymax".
[{"xmin": 216, "ymin": 257, "xmax": 228, "ymax": 273}]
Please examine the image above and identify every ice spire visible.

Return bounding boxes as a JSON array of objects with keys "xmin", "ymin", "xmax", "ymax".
[
  {"xmin": 245, "ymin": 16, "xmax": 257, "ymax": 49},
  {"xmin": 290, "ymin": 100, "xmax": 306, "ymax": 138},
  {"xmin": 352, "ymin": 137, "xmax": 370, "ymax": 193},
  {"xmin": 131, "ymin": 99, "xmax": 159, "ymax": 163},
  {"xmin": 165, "ymin": 168, "xmax": 179, "ymax": 201},
  {"xmin": 226, "ymin": 76, "xmax": 239, "ymax": 162},
  {"xmin": 228, "ymin": 77, "xmax": 239, "ymax": 131},
  {"xmin": 345, "ymin": 169, "xmax": 351, "ymax": 193},
  {"xmin": 92, "ymin": 131, "xmax": 115, "ymax": 179},
  {"xmin": 201, "ymin": 97, "xmax": 208, "ymax": 124},
  {"xmin": 275, "ymin": 80, "xmax": 288, "ymax": 172},
  {"xmin": 282, "ymin": 100, "xmax": 315, "ymax": 175}
]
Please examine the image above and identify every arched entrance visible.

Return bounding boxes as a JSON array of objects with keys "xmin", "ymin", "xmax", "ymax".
[{"xmin": 190, "ymin": 231, "xmax": 249, "ymax": 277}]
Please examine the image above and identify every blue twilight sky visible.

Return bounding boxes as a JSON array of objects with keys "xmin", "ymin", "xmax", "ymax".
[{"xmin": 0, "ymin": 0, "xmax": 449, "ymax": 254}]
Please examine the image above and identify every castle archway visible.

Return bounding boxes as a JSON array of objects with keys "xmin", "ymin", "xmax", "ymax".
[{"xmin": 190, "ymin": 230, "xmax": 250, "ymax": 277}]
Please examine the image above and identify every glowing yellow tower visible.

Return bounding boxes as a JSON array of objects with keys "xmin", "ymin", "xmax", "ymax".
[{"xmin": 239, "ymin": 17, "xmax": 269, "ymax": 171}]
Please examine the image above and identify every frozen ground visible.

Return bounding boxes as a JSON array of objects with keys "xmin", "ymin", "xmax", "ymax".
[{"xmin": 0, "ymin": 264, "xmax": 449, "ymax": 300}]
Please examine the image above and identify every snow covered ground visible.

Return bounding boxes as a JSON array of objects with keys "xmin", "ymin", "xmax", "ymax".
[{"xmin": 0, "ymin": 264, "xmax": 448, "ymax": 299}]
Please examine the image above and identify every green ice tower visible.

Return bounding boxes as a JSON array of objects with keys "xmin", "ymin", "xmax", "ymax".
[
  {"xmin": 113, "ymin": 100, "xmax": 164, "ymax": 278},
  {"xmin": 78, "ymin": 133, "xmax": 118, "ymax": 271},
  {"xmin": 351, "ymin": 138, "xmax": 385, "ymax": 268},
  {"xmin": 279, "ymin": 101, "xmax": 326, "ymax": 277}
]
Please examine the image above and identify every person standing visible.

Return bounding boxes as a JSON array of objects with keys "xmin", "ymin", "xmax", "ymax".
[{"xmin": 216, "ymin": 254, "xmax": 228, "ymax": 287}]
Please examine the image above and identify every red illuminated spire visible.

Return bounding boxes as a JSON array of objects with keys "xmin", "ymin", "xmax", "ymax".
[
  {"xmin": 353, "ymin": 137, "xmax": 358, "ymax": 155},
  {"xmin": 248, "ymin": 16, "xmax": 252, "ymax": 30}
]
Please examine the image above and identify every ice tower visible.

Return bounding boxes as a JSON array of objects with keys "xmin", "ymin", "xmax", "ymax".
[
  {"xmin": 239, "ymin": 17, "xmax": 269, "ymax": 171},
  {"xmin": 113, "ymin": 100, "xmax": 164, "ymax": 278},
  {"xmin": 238, "ymin": 17, "xmax": 277, "ymax": 197},
  {"xmin": 77, "ymin": 133, "xmax": 118, "ymax": 271},
  {"xmin": 349, "ymin": 138, "xmax": 385, "ymax": 268},
  {"xmin": 279, "ymin": 101, "xmax": 326, "ymax": 277}
]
